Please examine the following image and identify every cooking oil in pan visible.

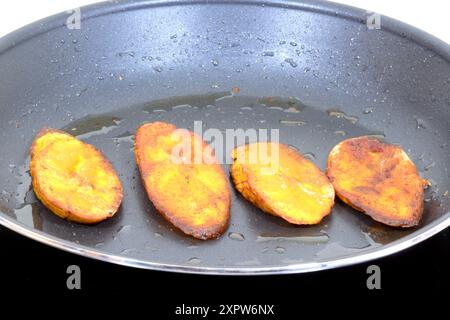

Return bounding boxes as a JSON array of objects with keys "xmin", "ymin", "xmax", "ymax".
[
  {"xmin": 228, "ymin": 232, "xmax": 245, "ymax": 241},
  {"xmin": 13, "ymin": 161, "xmax": 43, "ymax": 229},
  {"xmin": 256, "ymin": 233, "xmax": 330, "ymax": 244},
  {"xmin": 327, "ymin": 109, "xmax": 359, "ymax": 124},
  {"xmin": 9, "ymin": 91, "xmax": 441, "ymax": 263}
]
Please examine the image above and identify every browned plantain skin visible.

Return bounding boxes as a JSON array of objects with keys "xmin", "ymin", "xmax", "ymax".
[
  {"xmin": 327, "ymin": 136, "xmax": 427, "ymax": 227},
  {"xmin": 30, "ymin": 128, "xmax": 123, "ymax": 224},
  {"xmin": 135, "ymin": 122, "xmax": 231, "ymax": 240},
  {"xmin": 231, "ymin": 143, "xmax": 335, "ymax": 225}
]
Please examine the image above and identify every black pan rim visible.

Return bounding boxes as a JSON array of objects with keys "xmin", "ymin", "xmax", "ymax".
[
  {"xmin": 0, "ymin": 0, "xmax": 449, "ymax": 275},
  {"xmin": 2, "ymin": 0, "xmax": 450, "ymax": 61}
]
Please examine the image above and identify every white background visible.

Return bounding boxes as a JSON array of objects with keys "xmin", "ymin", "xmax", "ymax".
[{"xmin": 0, "ymin": 0, "xmax": 449, "ymax": 43}]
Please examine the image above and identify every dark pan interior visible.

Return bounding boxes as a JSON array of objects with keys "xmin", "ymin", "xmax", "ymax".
[{"xmin": 0, "ymin": 0, "xmax": 449, "ymax": 274}]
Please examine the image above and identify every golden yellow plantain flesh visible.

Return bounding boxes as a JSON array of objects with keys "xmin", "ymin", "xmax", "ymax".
[
  {"xmin": 30, "ymin": 128, "xmax": 123, "ymax": 224},
  {"xmin": 231, "ymin": 142, "xmax": 335, "ymax": 225}
]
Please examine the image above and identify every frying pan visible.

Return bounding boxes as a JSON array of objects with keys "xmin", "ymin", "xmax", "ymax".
[{"xmin": 0, "ymin": 0, "xmax": 449, "ymax": 275}]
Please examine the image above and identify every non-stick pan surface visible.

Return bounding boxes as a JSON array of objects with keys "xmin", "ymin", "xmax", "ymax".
[{"xmin": 0, "ymin": 0, "xmax": 449, "ymax": 275}]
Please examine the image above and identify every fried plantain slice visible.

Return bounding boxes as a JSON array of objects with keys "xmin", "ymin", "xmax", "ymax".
[
  {"xmin": 30, "ymin": 128, "xmax": 123, "ymax": 224},
  {"xmin": 134, "ymin": 122, "xmax": 231, "ymax": 240},
  {"xmin": 327, "ymin": 136, "xmax": 427, "ymax": 227},
  {"xmin": 230, "ymin": 143, "xmax": 335, "ymax": 225}
]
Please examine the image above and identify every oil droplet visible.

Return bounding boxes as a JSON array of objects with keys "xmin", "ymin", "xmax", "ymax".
[
  {"xmin": 275, "ymin": 246, "xmax": 286, "ymax": 254},
  {"xmin": 424, "ymin": 161, "xmax": 435, "ymax": 171},
  {"xmin": 256, "ymin": 233, "xmax": 329, "ymax": 244},
  {"xmin": 75, "ymin": 88, "xmax": 88, "ymax": 97},
  {"xmin": 188, "ymin": 257, "xmax": 201, "ymax": 264},
  {"xmin": 334, "ymin": 130, "xmax": 346, "ymax": 136},
  {"xmin": 288, "ymin": 145, "xmax": 299, "ymax": 152},
  {"xmin": 228, "ymin": 232, "xmax": 245, "ymax": 241},
  {"xmin": 118, "ymin": 51, "xmax": 135, "ymax": 58},
  {"xmin": 327, "ymin": 109, "xmax": 359, "ymax": 124},
  {"xmin": 117, "ymin": 225, "xmax": 131, "ymax": 235},
  {"xmin": 302, "ymin": 152, "xmax": 316, "ymax": 161},
  {"xmin": 415, "ymin": 117, "xmax": 427, "ymax": 129},
  {"xmin": 262, "ymin": 51, "xmax": 275, "ymax": 57},
  {"xmin": 366, "ymin": 132, "xmax": 385, "ymax": 140},
  {"xmin": 363, "ymin": 107, "xmax": 374, "ymax": 114},
  {"xmin": 211, "ymin": 59, "xmax": 219, "ymax": 67},
  {"xmin": 269, "ymin": 106, "xmax": 283, "ymax": 111},
  {"xmin": 172, "ymin": 104, "xmax": 193, "ymax": 110},
  {"xmin": 284, "ymin": 107, "xmax": 300, "ymax": 114},
  {"xmin": 284, "ymin": 58, "xmax": 298, "ymax": 68},
  {"xmin": 280, "ymin": 119, "xmax": 306, "ymax": 126},
  {"xmin": 120, "ymin": 248, "xmax": 137, "ymax": 255}
]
